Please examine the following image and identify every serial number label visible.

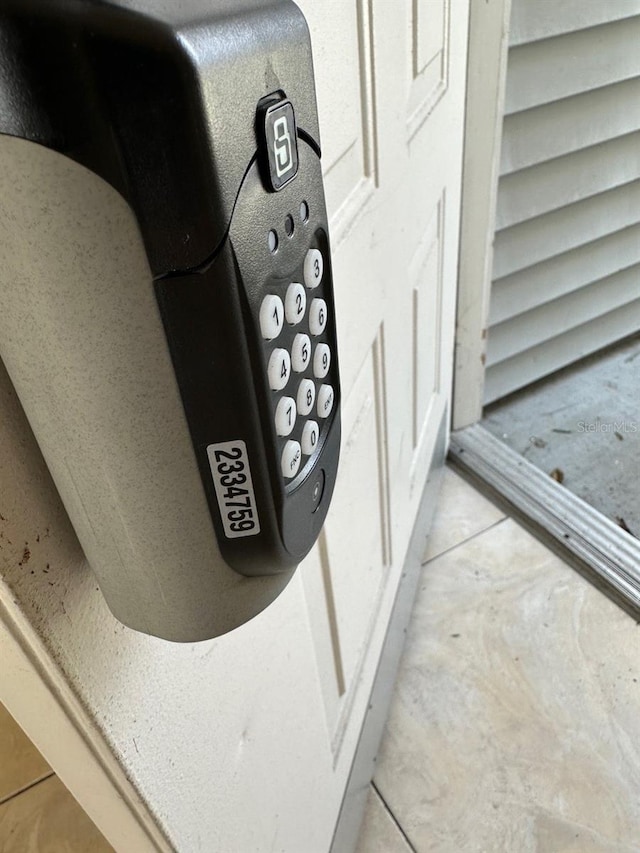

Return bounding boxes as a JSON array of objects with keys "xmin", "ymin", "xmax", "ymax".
[{"xmin": 206, "ymin": 440, "xmax": 260, "ymax": 539}]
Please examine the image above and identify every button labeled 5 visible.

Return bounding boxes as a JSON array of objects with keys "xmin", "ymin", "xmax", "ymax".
[{"xmin": 291, "ymin": 334, "xmax": 311, "ymax": 372}]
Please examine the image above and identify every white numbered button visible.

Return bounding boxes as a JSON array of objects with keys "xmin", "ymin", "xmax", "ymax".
[
  {"xmin": 275, "ymin": 396, "xmax": 297, "ymax": 437},
  {"xmin": 309, "ymin": 298, "xmax": 327, "ymax": 335},
  {"xmin": 297, "ymin": 378, "xmax": 316, "ymax": 416},
  {"xmin": 301, "ymin": 420, "xmax": 319, "ymax": 455},
  {"xmin": 313, "ymin": 343, "xmax": 331, "ymax": 379},
  {"xmin": 268, "ymin": 348, "xmax": 291, "ymax": 390},
  {"xmin": 259, "ymin": 295, "xmax": 284, "ymax": 340},
  {"xmin": 291, "ymin": 333, "xmax": 312, "ymax": 373},
  {"xmin": 304, "ymin": 248, "xmax": 323, "ymax": 289},
  {"xmin": 285, "ymin": 283, "xmax": 306, "ymax": 325},
  {"xmin": 317, "ymin": 384, "xmax": 334, "ymax": 419},
  {"xmin": 281, "ymin": 440, "xmax": 302, "ymax": 479}
]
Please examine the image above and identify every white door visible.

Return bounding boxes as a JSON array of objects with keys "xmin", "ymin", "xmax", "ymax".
[{"xmin": 0, "ymin": 1, "xmax": 469, "ymax": 850}]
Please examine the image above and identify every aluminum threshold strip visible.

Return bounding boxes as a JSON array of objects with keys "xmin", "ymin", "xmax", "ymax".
[{"xmin": 449, "ymin": 423, "xmax": 640, "ymax": 611}]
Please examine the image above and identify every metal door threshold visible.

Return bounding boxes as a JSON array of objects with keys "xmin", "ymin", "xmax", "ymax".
[{"xmin": 450, "ymin": 424, "xmax": 640, "ymax": 615}]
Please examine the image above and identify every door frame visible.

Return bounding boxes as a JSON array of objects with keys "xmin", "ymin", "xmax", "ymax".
[
  {"xmin": 452, "ymin": 0, "xmax": 512, "ymax": 430},
  {"xmin": 449, "ymin": 0, "xmax": 640, "ymax": 626},
  {"xmin": 0, "ymin": 601, "xmax": 170, "ymax": 852}
]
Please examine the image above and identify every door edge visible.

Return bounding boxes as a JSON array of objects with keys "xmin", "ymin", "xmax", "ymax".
[{"xmin": 329, "ymin": 409, "xmax": 447, "ymax": 853}]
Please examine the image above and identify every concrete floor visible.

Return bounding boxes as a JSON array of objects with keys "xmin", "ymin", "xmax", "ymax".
[
  {"xmin": 356, "ymin": 467, "xmax": 640, "ymax": 852},
  {"xmin": 483, "ymin": 335, "xmax": 640, "ymax": 538}
]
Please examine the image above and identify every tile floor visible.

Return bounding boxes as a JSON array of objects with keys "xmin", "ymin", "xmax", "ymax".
[
  {"xmin": 356, "ymin": 466, "xmax": 640, "ymax": 853},
  {"xmin": 0, "ymin": 703, "xmax": 113, "ymax": 852},
  {"xmin": 2, "ymin": 467, "xmax": 639, "ymax": 852}
]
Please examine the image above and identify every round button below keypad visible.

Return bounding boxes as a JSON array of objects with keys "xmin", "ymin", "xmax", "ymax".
[
  {"xmin": 311, "ymin": 469, "xmax": 325, "ymax": 510},
  {"xmin": 281, "ymin": 440, "xmax": 302, "ymax": 479},
  {"xmin": 297, "ymin": 379, "xmax": 316, "ymax": 416},
  {"xmin": 313, "ymin": 343, "xmax": 331, "ymax": 379},
  {"xmin": 304, "ymin": 248, "xmax": 323, "ymax": 289},
  {"xmin": 275, "ymin": 396, "xmax": 297, "ymax": 436},
  {"xmin": 309, "ymin": 298, "xmax": 327, "ymax": 335},
  {"xmin": 291, "ymin": 333, "xmax": 312, "ymax": 373},
  {"xmin": 317, "ymin": 384, "xmax": 334, "ymax": 419},
  {"xmin": 260, "ymin": 295, "xmax": 284, "ymax": 340},
  {"xmin": 268, "ymin": 348, "xmax": 291, "ymax": 391},
  {"xmin": 285, "ymin": 283, "xmax": 306, "ymax": 325},
  {"xmin": 301, "ymin": 420, "xmax": 319, "ymax": 455}
]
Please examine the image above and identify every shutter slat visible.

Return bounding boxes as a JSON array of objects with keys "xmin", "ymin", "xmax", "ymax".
[
  {"xmin": 496, "ymin": 132, "xmax": 640, "ymax": 230},
  {"xmin": 484, "ymin": 302, "xmax": 640, "ymax": 404},
  {"xmin": 506, "ymin": 17, "xmax": 640, "ymax": 114},
  {"xmin": 509, "ymin": 0, "xmax": 640, "ymax": 46},
  {"xmin": 493, "ymin": 181, "xmax": 640, "ymax": 280},
  {"xmin": 490, "ymin": 225, "xmax": 640, "ymax": 325},
  {"xmin": 501, "ymin": 78, "xmax": 640, "ymax": 175},
  {"xmin": 488, "ymin": 265, "xmax": 640, "ymax": 366}
]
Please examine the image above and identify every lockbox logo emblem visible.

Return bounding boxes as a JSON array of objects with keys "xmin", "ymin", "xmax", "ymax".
[{"xmin": 262, "ymin": 100, "xmax": 299, "ymax": 191}]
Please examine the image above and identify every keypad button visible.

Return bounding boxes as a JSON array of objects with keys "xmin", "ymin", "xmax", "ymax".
[
  {"xmin": 285, "ymin": 283, "xmax": 306, "ymax": 325},
  {"xmin": 275, "ymin": 396, "xmax": 297, "ymax": 436},
  {"xmin": 301, "ymin": 420, "xmax": 319, "ymax": 455},
  {"xmin": 309, "ymin": 298, "xmax": 327, "ymax": 335},
  {"xmin": 268, "ymin": 348, "xmax": 291, "ymax": 390},
  {"xmin": 291, "ymin": 333, "xmax": 312, "ymax": 373},
  {"xmin": 281, "ymin": 440, "xmax": 302, "ymax": 479},
  {"xmin": 297, "ymin": 378, "xmax": 316, "ymax": 416},
  {"xmin": 313, "ymin": 343, "xmax": 331, "ymax": 379},
  {"xmin": 259, "ymin": 294, "xmax": 284, "ymax": 340},
  {"xmin": 304, "ymin": 248, "xmax": 323, "ymax": 289},
  {"xmin": 317, "ymin": 384, "xmax": 334, "ymax": 419}
]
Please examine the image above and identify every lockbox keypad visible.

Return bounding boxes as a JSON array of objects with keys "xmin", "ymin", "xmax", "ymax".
[{"xmin": 259, "ymin": 246, "xmax": 336, "ymax": 482}]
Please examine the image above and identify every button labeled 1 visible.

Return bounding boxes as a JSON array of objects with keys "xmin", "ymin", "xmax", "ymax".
[{"xmin": 260, "ymin": 295, "xmax": 284, "ymax": 340}]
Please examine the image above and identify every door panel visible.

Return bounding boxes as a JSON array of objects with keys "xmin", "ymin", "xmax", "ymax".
[
  {"xmin": 408, "ymin": 0, "xmax": 451, "ymax": 136},
  {"xmin": 321, "ymin": 334, "xmax": 391, "ymax": 751},
  {"xmin": 304, "ymin": 0, "xmax": 377, "ymax": 224}
]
